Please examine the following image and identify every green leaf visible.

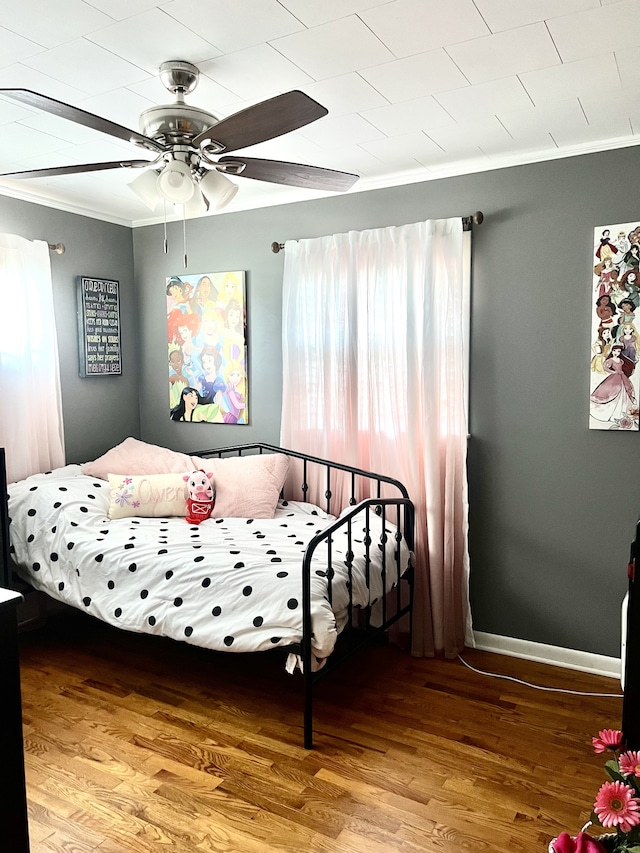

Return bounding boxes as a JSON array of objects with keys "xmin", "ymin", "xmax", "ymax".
[
  {"xmin": 604, "ymin": 759, "xmax": 625, "ymax": 782},
  {"xmin": 624, "ymin": 846, "xmax": 640, "ymax": 852}
]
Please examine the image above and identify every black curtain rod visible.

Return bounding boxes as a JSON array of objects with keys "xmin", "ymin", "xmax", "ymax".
[{"xmin": 270, "ymin": 210, "xmax": 484, "ymax": 253}]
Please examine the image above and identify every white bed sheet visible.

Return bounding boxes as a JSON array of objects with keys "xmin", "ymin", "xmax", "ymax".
[{"xmin": 8, "ymin": 465, "xmax": 410, "ymax": 668}]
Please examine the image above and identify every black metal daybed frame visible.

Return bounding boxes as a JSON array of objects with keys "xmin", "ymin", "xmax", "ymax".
[{"xmin": 1, "ymin": 442, "xmax": 415, "ymax": 750}]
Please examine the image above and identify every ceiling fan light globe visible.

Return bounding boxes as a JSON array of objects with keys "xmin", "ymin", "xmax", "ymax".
[
  {"xmin": 200, "ymin": 169, "xmax": 238, "ymax": 210},
  {"xmin": 179, "ymin": 188, "xmax": 209, "ymax": 217},
  {"xmin": 216, "ymin": 182, "xmax": 238, "ymax": 211},
  {"xmin": 157, "ymin": 160, "xmax": 194, "ymax": 203},
  {"xmin": 127, "ymin": 169, "xmax": 163, "ymax": 211}
]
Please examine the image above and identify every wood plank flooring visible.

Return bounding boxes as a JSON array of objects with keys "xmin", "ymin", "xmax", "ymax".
[{"xmin": 16, "ymin": 608, "xmax": 623, "ymax": 852}]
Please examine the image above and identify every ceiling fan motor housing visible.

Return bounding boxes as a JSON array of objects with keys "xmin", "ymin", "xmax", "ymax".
[{"xmin": 139, "ymin": 102, "xmax": 219, "ymax": 146}]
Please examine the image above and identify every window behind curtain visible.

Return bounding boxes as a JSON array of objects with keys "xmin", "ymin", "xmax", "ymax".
[{"xmin": 282, "ymin": 227, "xmax": 471, "ymax": 440}]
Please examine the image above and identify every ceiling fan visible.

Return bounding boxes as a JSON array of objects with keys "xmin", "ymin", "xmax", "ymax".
[{"xmin": 0, "ymin": 59, "xmax": 359, "ymax": 216}]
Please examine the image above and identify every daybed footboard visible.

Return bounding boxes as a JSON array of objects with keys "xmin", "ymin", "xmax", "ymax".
[
  {"xmin": 300, "ymin": 497, "xmax": 414, "ymax": 747},
  {"xmin": 197, "ymin": 443, "xmax": 415, "ymax": 748}
]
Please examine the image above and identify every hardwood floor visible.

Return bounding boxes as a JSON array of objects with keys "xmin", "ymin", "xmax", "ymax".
[{"xmin": 17, "ymin": 608, "xmax": 622, "ymax": 853}]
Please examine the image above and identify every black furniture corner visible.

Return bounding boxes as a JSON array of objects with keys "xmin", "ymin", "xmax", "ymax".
[
  {"xmin": 0, "ymin": 448, "xmax": 30, "ymax": 852},
  {"xmin": 0, "ymin": 589, "xmax": 30, "ymax": 853},
  {"xmin": 622, "ymin": 521, "xmax": 640, "ymax": 751}
]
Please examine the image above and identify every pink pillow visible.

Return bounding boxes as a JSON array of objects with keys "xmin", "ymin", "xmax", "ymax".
[
  {"xmin": 81, "ymin": 437, "xmax": 194, "ymax": 479},
  {"xmin": 191, "ymin": 453, "xmax": 290, "ymax": 518}
]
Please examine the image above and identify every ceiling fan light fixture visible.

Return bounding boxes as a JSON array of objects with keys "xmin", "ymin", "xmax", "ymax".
[
  {"xmin": 179, "ymin": 188, "xmax": 209, "ymax": 217},
  {"xmin": 128, "ymin": 168, "xmax": 162, "ymax": 211},
  {"xmin": 157, "ymin": 159, "xmax": 194, "ymax": 203},
  {"xmin": 200, "ymin": 168, "xmax": 239, "ymax": 210}
]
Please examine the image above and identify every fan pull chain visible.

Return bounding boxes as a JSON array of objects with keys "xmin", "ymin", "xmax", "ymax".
[
  {"xmin": 163, "ymin": 200, "xmax": 168, "ymax": 254},
  {"xmin": 182, "ymin": 204, "xmax": 187, "ymax": 269}
]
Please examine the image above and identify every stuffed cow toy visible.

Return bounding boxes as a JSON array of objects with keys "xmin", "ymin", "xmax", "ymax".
[{"xmin": 184, "ymin": 469, "xmax": 215, "ymax": 524}]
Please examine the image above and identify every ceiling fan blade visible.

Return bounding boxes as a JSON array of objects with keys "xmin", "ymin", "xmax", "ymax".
[
  {"xmin": 194, "ymin": 90, "xmax": 328, "ymax": 153},
  {"xmin": 218, "ymin": 156, "xmax": 359, "ymax": 192},
  {"xmin": 0, "ymin": 89, "xmax": 164, "ymax": 154},
  {"xmin": 0, "ymin": 160, "xmax": 152, "ymax": 179}
]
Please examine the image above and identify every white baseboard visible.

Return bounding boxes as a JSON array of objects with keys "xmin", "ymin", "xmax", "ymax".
[{"xmin": 472, "ymin": 631, "xmax": 622, "ymax": 681}]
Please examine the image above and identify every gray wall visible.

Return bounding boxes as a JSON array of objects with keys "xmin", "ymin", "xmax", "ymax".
[
  {"xmin": 0, "ymin": 196, "xmax": 138, "ymax": 463},
  {"xmin": 464, "ymin": 153, "xmax": 636, "ymax": 660},
  {"xmin": 7, "ymin": 145, "xmax": 636, "ymax": 658},
  {"xmin": 132, "ymin": 147, "xmax": 640, "ymax": 659}
]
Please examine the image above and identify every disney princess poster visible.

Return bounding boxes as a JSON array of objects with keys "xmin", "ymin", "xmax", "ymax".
[
  {"xmin": 589, "ymin": 222, "xmax": 640, "ymax": 430},
  {"xmin": 166, "ymin": 270, "xmax": 248, "ymax": 424}
]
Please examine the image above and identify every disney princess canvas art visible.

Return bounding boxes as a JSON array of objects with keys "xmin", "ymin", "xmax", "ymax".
[
  {"xmin": 166, "ymin": 270, "xmax": 248, "ymax": 424},
  {"xmin": 590, "ymin": 222, "xmax": 640, "ymax": 430}
]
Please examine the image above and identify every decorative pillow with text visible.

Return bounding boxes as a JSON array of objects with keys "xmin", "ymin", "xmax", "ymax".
[{"xmin": 107, "ymin": 472, "xmax": 189, "ymax": 519}]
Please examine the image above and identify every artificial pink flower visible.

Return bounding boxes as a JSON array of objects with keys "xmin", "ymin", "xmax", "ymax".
[
  {"xmin": 594, "ymin": 780, "xmax": 640, "ymax": 832},
  {"xmin": 592, "ymin": 729, "xmax": 624, "ymax": 753},
  {"xmin": 620, "ymin": 750, "xmax": 640, "ymax": 777},
  {"xmin": 551, "ymin": 831, "xmax": 608, "ymax": 852}
]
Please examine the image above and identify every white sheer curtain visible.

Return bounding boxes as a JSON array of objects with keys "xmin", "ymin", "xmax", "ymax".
[
  {"xmin": 0, "ymin": 234, "xmax": 65, "ymax": 483},
  {"xmin": 281, "ymin": 218, "xmax": 473, "ymax": 658}
]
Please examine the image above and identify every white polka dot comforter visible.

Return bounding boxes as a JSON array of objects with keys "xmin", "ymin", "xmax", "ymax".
[{"xmin": 8, "ymin": 465, "xmax": 411, "ymax": 670}]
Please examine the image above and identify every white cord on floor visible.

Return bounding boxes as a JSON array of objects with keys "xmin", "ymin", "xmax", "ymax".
[{"xmin": 457, "ymin": 654, "xmax": 624, "ymax": 698}]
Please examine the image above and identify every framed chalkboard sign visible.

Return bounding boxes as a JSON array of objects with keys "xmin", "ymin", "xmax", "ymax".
[{"xmin": 77, "ymin": 276, "xmax": 122, "ymax": 377}]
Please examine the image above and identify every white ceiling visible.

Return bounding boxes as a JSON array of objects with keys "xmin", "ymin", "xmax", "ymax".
[{"xmin": 0, "ymin": 0, "xmax": 637, "ymax": 227}]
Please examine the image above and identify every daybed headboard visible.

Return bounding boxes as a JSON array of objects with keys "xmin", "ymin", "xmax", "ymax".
[{"xmin": 194, "ymin": 442, "xmax": 415, "ymax": 551}]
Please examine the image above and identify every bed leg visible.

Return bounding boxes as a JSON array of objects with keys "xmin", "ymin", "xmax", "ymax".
[
  {"xmin": 304, "ymin": 672, "xmax": 313, "ymax": 749},
  {"xmin": 409, "ymin": 565, "xmax": 415, "ymax": 652}
]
